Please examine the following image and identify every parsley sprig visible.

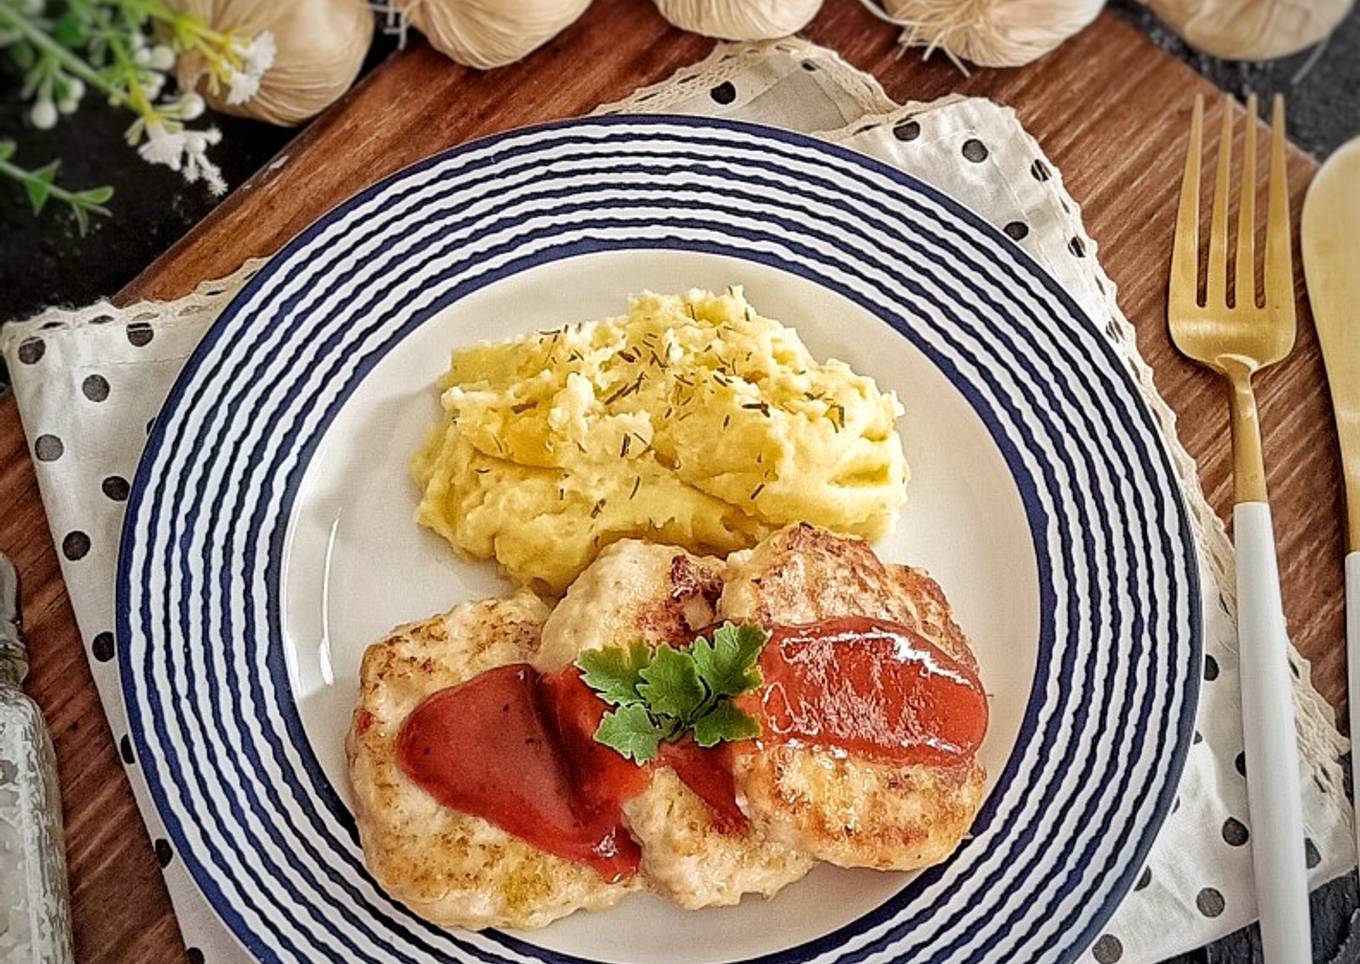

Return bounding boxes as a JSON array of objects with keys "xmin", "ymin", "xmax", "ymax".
[{"xmin": 577, "ymin": 623, "xmax": 767, "ymax": 764}]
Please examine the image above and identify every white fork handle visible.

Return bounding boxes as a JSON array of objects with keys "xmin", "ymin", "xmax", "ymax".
[
  {"xmin": 1347, "ymin": 552, "xmax": 1360, "ymax": 867},
  {"xmin": 1235, "ymin": 502, "xmax": 1311, "ymax": 963}
]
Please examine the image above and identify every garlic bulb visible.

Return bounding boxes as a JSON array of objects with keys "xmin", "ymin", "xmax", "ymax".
[
  {"xmin": 1144, "ymin": 0, "xmax": 1353, "ymax": 60},
  {"xmin": 655, "ymin": 0, "xmax": 824, "ymax": 40},
  {"xmin": 399, "ymin": 0, "xmax": 593, "ymax": 70},
  {"xmin": 881, "ymin": 0, "xmax": 1105, "ymax": 68},
  {"xmin": 174, "ymin": 0, "xmax": 374, "ymax": 126}
]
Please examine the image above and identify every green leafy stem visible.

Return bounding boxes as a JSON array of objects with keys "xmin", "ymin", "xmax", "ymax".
[
  {"xmin": 1, "ymin": 0, "xmax": 247, "ymax": 143},
  {"xmin": 0, "ymin": 140, "xmax": 112, "ymax": 234},
  {"xmin": 577, "ymin": 623, "xmax": 768, "ymax": 764},
  {"xmin": 0, "ymin": 3, "xmax": 114, "ymax": 98}
]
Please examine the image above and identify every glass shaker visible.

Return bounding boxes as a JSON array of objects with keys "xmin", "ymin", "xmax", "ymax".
[{"xmin": 0, "ymin": 554, "xmax": 74, "ymax": 963}]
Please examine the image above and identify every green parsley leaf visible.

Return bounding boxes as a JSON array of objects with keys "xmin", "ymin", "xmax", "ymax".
[
  {"xmin": 577, "ymin": 639, "xmax": 651, "ymax": 706},
  {"xmin": 693, "ymin": 700, "xmax": 763, "ymax": 748},
  {"xmin": 594, "ymin": 704, "xmax": 665, "ymax": 764},
  {"xmin": 638, "ymin": 645, "xmax": 706, "ymax": 720},
  {"xmin": 577, "ymin": 624, "xmax": 769, "ymax": 764},
  {"xmin": 691, "ymin": 623, "xmax": 766, "ymax": 697}
]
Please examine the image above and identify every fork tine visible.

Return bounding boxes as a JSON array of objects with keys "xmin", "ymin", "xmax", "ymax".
[
  {"xmin": 1264, "ymin": 94, "xmax": 1294, "ymax": 322},
  {"xmin": 1206, "ymin": 96, "xmax": 1234, "ymax": 308},
  {"xmin": 1170, "ymin": 95, "xmax": 1204, "ymax": 309},
  {"xmin": 1235, "ymin": 93, "xmax": 1258, "ymax": 309}
]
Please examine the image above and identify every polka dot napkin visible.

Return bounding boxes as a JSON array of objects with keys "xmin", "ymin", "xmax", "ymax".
[{"xmin": 2, "ymin": 37, "xmax": 1353, "ymax": 964}]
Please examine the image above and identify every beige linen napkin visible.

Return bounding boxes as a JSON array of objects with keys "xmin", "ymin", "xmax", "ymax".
[{"xmin": 2, "ymin": 37, "xmax": 1352, "ymax": 964}]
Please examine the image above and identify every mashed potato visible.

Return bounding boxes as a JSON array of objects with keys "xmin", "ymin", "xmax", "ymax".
[{"xmin": 412, "ymin": 288, "xmax": 907, "ymax": 592}]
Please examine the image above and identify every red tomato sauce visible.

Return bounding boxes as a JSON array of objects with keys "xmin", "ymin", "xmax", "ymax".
[
  {"xmin": 656, "ymin": 739, "xmax": 745, "ymax": 832},
  {"xmin": 742, "ymin": 618, "xmax": 988, "ymax": 766},
  {"xmin": 395, "ymin": 664, "xmax": 742, "ymax": 881},
  {"xmin": 394, "ymin": 664, "xmax": 642, "ymax": 881}
]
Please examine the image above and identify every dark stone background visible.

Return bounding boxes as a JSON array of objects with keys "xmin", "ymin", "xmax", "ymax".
[{"xmin": 1, "ymin": 4, "xmax": 1358, "ymax": 962}]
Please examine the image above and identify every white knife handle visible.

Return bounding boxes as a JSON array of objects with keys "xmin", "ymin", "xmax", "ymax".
[
  {"xmin": 1347, "ymin": 552, "xmax": 1360, "ymax": 867},
  {"xmin": 1235, "ymin": 502, "xmax": 1311, "ymax": 963}
]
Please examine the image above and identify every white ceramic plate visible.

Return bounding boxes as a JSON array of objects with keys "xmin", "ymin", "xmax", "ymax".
[{"xmin": 118, "ymin": 116, "xmax": 1201, "ymax": 964}]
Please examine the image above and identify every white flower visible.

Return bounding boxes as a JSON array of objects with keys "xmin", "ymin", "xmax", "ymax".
[
  {"xmin": 225, "ymin": 70, "xmax": 260, "ymax": 105},
  {"xmin": 137, "ymin": 123, "xmax": 187, "ymax": 170},
  {"xmin": 56, "ymin": 77, "xmax": 84, "ymax": 115},
  {"xmin": 242, "ymin": 32, "xmax": 277, "ymax": 76},
  {"xmin": 57, "ymin": 77, "xmax": 85, "ymax": 114},
  {"xmin": 148, "ymin": 45, "xmax": 176, "ymax": 71},
  {"xmin": 184, "ymin": 130, "xmax": 213, "ymax": 150},
  {"xmin": 137, "ymin": 122, "xmax": 227, "ymax": 196},
  {"xmin": 224, "ymin": 31, "xmax": 275, "ymax": 105},
  {"xmin": 158, "ymin": 92, "xmax": 206, "ymax": 122},
  {"xmin": 177, "ymin": 92, "xmax": 206, "ymax": 121},
  {"xmin": 182, "ymin": 128, "xmax": 227, "ymax": 196},
  {"xmin": 30, "ymin": 98, "xmax": 57, "ymax": 130},
  {"xmin": 142, "ymin": 71, "xmax": 166, "ymax": 100}
]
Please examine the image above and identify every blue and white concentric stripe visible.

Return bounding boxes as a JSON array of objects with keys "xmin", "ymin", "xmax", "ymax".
[{"xmin": 118, "ymin": 116, "xmax": 1200, "ymax": 964}]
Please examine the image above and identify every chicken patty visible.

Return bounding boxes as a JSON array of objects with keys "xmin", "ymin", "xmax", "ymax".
[
  {"xmin": 719, "ymin": 523, "xmax": 987, "ymax": 871},
  {"xmin": 540, "ymin": 540, "xmax": 815, "ymax": 908},
  {"xmin": 346, "ymin": 590, "xmax": 637, "ymax": 930}
]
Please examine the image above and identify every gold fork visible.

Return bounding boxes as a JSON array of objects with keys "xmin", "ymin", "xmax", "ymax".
[{"xmin": 1169, "ymin": 93, "xmax": 1309, "ymax": 963}]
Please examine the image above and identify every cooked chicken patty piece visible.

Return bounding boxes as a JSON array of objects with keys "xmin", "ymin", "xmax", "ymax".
[
  {"xmin": 534, "ymin": 539, "xmax": 727, "ymax": 673},
  {"xmin": 622, "ymin": 768, "xmax": 813, "ymax": 909},
  {"xmin": 719, "ymin": 523, "xmax": 987, "ymax": 872},
  {"xmin": 540, "ymin": 540, "xmax": 815, "ymax": 907},
  {"xmin": 346, "ymin": 591, "xmax": 636, "ymax": 930}
]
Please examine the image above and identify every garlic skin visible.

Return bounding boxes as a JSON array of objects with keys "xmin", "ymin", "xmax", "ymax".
[
  {"xmin": 655, "ymin": 0, "xmax": 824, "ymax": 40},
  {"xmin": 400, "ymin": 0, "xmax": 593, "ymax": 70},
  {"xmin": 174, "ymin": 0, "xmax": 374, "ymax": 126},
  {"xmin": 883, "ymin": 0, "xmax": 1105, "ymax": 68},
  {"xmin": 1144, "ymin": 0, "xmax": 1353, "ymax": 60}
]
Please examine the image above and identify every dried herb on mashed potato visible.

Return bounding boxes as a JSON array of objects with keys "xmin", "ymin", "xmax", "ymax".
[{"xmin": 411, "ymin": 288, "xmax": 908, "ymax": 593}]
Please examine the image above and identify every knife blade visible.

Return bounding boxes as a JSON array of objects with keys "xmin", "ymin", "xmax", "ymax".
[{"xmin": 1301, "ymin": 135, "xmax": 1360, "ymax": 863}]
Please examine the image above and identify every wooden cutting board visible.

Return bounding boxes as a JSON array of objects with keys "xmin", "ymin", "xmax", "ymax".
[{"xmin": 0, "ymin": 0, "xmax": 1342, "ymax": 959}]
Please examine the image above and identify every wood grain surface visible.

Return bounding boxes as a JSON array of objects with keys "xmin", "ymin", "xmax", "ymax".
[{"xmin": 0, "ymin": 0, "xmax": 1342, "ymax": 959}]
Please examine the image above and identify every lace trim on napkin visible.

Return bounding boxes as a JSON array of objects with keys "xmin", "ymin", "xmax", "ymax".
[
  {"xmin": 2, "ymin": 258, "xmax": 268, "ymax": 344},
  {"xmin": 600, "ymin": 36, "xmax": 899, "ymax": 118}
]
